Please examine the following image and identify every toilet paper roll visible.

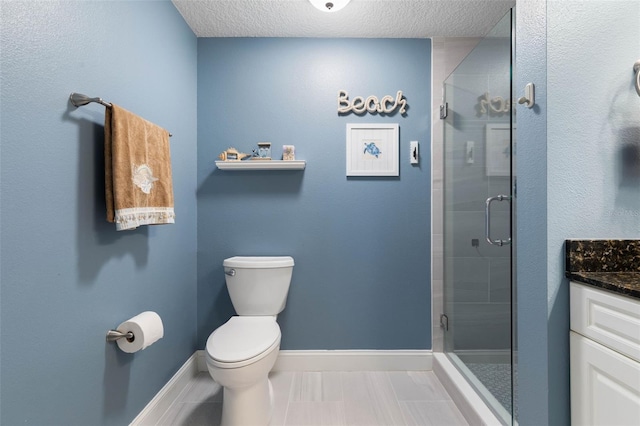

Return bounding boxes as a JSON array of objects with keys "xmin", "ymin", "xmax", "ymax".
[{"xmin": 116, "ymin": 311, "xmax": 164, "ymax": 353}]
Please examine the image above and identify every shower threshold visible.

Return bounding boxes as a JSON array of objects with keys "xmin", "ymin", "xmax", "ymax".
[{"xmin": 434, "ymin": 352, "xmax": 518, "ymax": 426}]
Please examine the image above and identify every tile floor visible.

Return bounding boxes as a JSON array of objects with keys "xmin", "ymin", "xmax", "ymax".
[{"xmin": 155, "ymin": 371, "xmax": 468, "ymax": 426}]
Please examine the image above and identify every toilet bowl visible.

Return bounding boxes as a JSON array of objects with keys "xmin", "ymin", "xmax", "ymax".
[
  {"xmin": 205, "ymin": 256, "xmax": 294, "ymax": 426},
  {"xmin": 205, "ymin": 316, "xmax": 281, "ymax": 426}
]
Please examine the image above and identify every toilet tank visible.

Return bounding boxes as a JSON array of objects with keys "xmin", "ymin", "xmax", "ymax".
[{"xmin": 223, "ymin": 256, "xmax": 294, "ymax": 315}]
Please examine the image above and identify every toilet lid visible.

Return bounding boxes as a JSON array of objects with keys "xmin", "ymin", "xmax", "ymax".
[{"xmin": 206, "ymin": 316, "xmax": 280, "ymax": 363}]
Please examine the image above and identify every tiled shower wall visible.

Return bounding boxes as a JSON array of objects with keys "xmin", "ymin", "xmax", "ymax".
[{"xmin": 431, "ymin": 38, "xmax": 481, "ymax": 353}]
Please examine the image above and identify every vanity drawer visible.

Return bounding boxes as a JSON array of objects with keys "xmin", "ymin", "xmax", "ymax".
[{"xmin": 570, "ymin": 282, "xmax": 640, "ymax": 363}]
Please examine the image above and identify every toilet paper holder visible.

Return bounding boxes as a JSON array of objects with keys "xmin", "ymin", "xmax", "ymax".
[{"xmin": 106, "ymin": 330, "xmax": 135, "ymax": 343}]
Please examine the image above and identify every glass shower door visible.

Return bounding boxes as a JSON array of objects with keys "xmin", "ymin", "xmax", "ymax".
[{"xmin": 442, "ymin": 9, "xmax": 516, "ymax": 424}]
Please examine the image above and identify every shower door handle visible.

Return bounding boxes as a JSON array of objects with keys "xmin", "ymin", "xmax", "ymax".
[{"xmin": 485, "ymin": 195, "xmax": 511, "ymax": 246}]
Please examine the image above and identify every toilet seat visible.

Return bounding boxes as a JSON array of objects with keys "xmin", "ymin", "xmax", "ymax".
[{"xmin": 206, "ymin": 316, "xmax": 281, "ymax": 368}]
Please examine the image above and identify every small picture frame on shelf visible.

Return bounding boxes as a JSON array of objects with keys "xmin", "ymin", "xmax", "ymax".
[
  {"xmin": 253, "ymin": 142, "xmax": 271, "ymax": 160},
  {"xmin": 283, "ymin": 145, "xmax": 295, "ymax": 161}
]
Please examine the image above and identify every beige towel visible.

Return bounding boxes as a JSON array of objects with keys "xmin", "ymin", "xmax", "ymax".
[{"xmin": 105, "ymin": 104, "xmax": 175, "ymax": 231}]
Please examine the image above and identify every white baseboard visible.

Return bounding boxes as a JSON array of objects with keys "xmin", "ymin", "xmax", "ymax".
[
  {"xmin": 194, "ymin": 349, "xmax": 432, "ymax": 372},
  {"xmin": 272, "ymin": 349, "xmax": 433, "ymax": 371},
  {"xmin": 196, "ymin": 350, "xmax": 208, "ymax": 372},
  {"xmin": 129, "ymin": 352, "xmax": 200, "ymax": 426}
]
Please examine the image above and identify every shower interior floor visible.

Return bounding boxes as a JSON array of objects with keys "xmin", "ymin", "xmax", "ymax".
[{"xmin": 465, "ymin": 362, "xmax": 516, "ymax": 419}]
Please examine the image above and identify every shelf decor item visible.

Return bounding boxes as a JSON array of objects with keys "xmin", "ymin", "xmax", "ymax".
[
  {"xmin": 346, "ymin": 123, "xmax": 399, "ymax": 176},
  {"xmin": 252, "ymin": 142, "xmax": 272, "ymax": 160},
  {"xmin": 283, "ymin": 145, "xmax": 295, "ymax": 161},
  {"xmin": 218, "ymin": 147, "xmax": 250, "ymax": 161}
]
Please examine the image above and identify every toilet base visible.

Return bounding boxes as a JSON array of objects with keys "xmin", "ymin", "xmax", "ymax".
[
  {"xmin": 221, "ymin": 377, "xmax": 273, "ymax": 426},
  {"xmin": 205, "ymin": 318, "xmax": 281, "ymax": 426}
]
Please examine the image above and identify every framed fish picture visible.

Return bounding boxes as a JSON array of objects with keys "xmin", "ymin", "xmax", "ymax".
[
  {"xmin": 346, "ymin": 123, "xmax": 399, "ymax": 176},
  {"xmin": 485, "ymin": 122, "xmax": 514, "ymax": 176}
]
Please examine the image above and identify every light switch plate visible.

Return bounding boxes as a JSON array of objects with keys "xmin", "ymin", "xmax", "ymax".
[
  {"xmin": 410, "ymin": 141, "xmax": 419, "ymax": 164},
  {"xmin": 466, "ymin": 141, "xmax": 475, "ymax": 164}
]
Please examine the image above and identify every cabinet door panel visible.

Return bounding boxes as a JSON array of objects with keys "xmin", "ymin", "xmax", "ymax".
[
  {"xmin": 571, "ymin": 332, "xmax": 640, "ymax": 425},
  {"xmin": 570, "ymin": 282, "xmax": 640, "ymax": 363}
]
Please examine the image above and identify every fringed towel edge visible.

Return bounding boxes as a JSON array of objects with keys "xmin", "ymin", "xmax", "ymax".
[{"xmin": 115, "ymin": 207, "xmax": 175, "ymax": 231}]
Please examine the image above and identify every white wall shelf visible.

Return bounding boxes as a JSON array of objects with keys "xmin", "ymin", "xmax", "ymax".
[{"xmin": 215, "ymin": 160, "xmax": 306, "ymax": 171}]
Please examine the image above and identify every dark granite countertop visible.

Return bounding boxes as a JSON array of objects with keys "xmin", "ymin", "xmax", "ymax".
[{"xmin": 565, "ymin": 240, "xmax": 640, "ymax": 300}]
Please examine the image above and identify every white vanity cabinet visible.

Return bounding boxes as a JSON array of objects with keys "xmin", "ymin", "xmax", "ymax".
[{"xmin": 570, "ymin": 282, "xmax": 640, "ymax": 425}]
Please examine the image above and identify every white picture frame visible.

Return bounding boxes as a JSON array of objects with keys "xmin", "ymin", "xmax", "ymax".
[
  {"xmin": 485, "ymin": 122, "xmax": 514, "ymax": 177},
  {"xmin": 346, "ymin": 123, "xmax": 399, "ymax": 176}
]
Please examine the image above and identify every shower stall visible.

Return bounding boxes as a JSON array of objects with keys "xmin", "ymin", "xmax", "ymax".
[{"xmin": 441, "ymin": 9, "xmax": 517, "ymax": 425}]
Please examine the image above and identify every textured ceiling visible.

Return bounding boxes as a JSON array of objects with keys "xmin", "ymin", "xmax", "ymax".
[{"xmin": 172, "ymin": 0, "xmax": 515, "ymax": 38}]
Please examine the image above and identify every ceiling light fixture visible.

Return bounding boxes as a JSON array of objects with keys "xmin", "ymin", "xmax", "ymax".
[{"xmin": 309, "ymin": 0, "xmax": 351, "ymax": 13}]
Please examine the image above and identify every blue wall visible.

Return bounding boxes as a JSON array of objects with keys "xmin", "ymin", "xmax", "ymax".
[
  {"xmin": 0, "ymin": 1, "xmax": 198, "ymax": 425},
  {"xmin": 196, "ymin": 38, "xmax": 432, "ymax": 350},
  {"xmin": 516, "ymin": 0, "xmax": 640, "ymax": 424},
  {"xmin": 515, "ymin": 0, "xmax": 549, "ymax": 423}
]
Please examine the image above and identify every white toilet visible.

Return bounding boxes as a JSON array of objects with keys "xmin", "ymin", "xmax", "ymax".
[{"xmin": 205, "ymin": 256, "xmax": 294, "ymax": 426}]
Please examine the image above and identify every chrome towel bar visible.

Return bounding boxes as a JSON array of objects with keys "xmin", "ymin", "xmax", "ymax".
[
  {"xmin": 69, "ymin": 92, "xmax": 172, "ymax": 137},
  {"xmin": 69, "ymin": 92, "xmax": 111, "ymax": 108}
]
